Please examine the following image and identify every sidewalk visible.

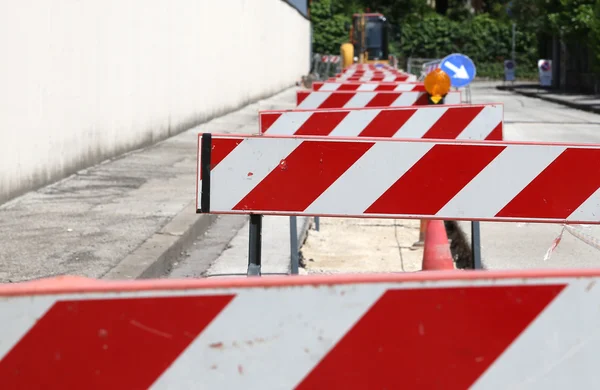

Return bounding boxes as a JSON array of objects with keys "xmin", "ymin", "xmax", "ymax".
[
  {"xmin": 497, "ymin": 83, "xmax": 600, "ymax": 114},
  {"xmin": 0, "ymin": 87, "xmax": 298, "ymax": 283},
  {"xmin": 300, "ymin": 217, "xmax": 423, "ymax": 274}
]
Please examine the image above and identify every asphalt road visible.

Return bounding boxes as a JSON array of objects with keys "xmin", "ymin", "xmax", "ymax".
[{"xmin": 461, "ymin": 82, "xmax": 600, "ymax": 270}]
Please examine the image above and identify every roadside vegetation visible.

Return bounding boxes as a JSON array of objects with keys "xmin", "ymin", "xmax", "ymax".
[{"xmin": 310, "ymin": 0, "xmax": 600, "ymax": 81}]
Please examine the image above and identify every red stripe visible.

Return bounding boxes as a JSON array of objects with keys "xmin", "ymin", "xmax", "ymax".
[
  {"xmin": 0, "ymin": 295, "xmax": 234, "ymax": 389},
  {"xmin": 211, "ymin": 138, "xmax": 242, "ymax": 171},
  {"xmin": 365, "ymin": 144, "xmax": 505, "ymax": 215},
  {"xmin": 422, "ymin": 106, "xmax": 485, "ymax": 139},
  {"xmin": 318, "ymin": 93, "xmax": 354, "ymax": 109},
  {"xmin": 374, "ymin": 84, "xmax": 397, "ymax": 91},
  {"xmin": 295, "ymin": 111, "xmax": 350, "ymax": 136},
  {"xmin": 338, "ymin": 84, "xmax": 360, "ymax": 91},
  {"xmin": 365, "ymin": 93, "xmax": 401, "ymax": 107},
  {"xmin": 260, "ymin": 113, "xmax": 282, "ymax": 133},
  {"xmin": 297, "ymin": 91, "xmax": 309, "ymax": 105},
  {"xmin": 485, "ymin": 122, "xmax": 503, "ymax": 140},
  {"xmin": 296, "ymin": 284, "xmax": 565, "ymax": 390},
  {"xmin": 233, "ymin": 141, "xmax": 374, "ymax": 212},
  {"xmin": 358, "ymin": 109, "xmax": 417, "ymax": 137},
  {"xmin": 312, "ymin": 82, "xmax": 324, "ymax": 91},
  {"xmin": 414, "ymin": 92, "xmax": 430, "ymax": 105},
  {"xmin": 496, "ymin": 148, "xmax": 600, "ymax": 219},
  {"xmin": 200, "ymin": 137, "xmax": 240, "ymax": 180}
]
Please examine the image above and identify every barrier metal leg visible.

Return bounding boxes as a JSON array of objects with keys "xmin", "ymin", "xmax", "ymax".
[
  {"xmin": 248, "ymin": 214, "xmax": 263, "ymax": 276},
  {"xmin": 471, "ymin": 221, "xmax": 482, "ymax": 269},
  {"xmin": 315, "ymin": 216, "xmax": 320, "ymax": 231},
  {"xmin": 290, "ymin": 216, "xmax": 299, "ymax": 275}
]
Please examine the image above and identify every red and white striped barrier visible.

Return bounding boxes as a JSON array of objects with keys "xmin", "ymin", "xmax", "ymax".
[
  {"xmin": 197, "ymin": 134, "xmax": 600, "ymax": 224},
  {"xmin": 296, "ymin": 91, "xmax": 462, "ymax": 108},
  {"xmin": 313, "ymin": 81, "xmax": 427, "ymax": 92},
  {"xmin": 344, "ymin": 63, "xmax": 394, "ymax": 71},
  {"xmin": 3, "ymin": 271, "xmax": 600, "ymax": 388},
  {"xmin": 339, "ymin": 75, "xmax": 416, "ymax": 82},
  {"xmin": 259, "ymin": 104, "xmax": 503, "ymax": 140},
  {"xmin": 321, "ymin": 55, "xmax": 340, "ymax": 64}
]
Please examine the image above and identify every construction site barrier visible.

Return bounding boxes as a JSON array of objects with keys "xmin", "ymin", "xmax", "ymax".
[
  {"xmin": 259, "ymin": 104, "xmax": 503, "ymax": 141},
  {"xmin": 197, "ymin": 134, "xmax": 600, "ymax": 274},
  {"xmin": 2, "ymin": 270, "xmax": 600, "ymax": 388},
  {"xmin": 295, "ymin": 90, "xmax": 462, "ymax": 109},
  {"xmin": 312, "ymin": 80, "xmax": 428, "ymax": 92}
]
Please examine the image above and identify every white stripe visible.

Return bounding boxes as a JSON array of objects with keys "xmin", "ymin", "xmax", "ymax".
[
  {"xmin": 210, "ymin": 137, "xmax": 301, "ymax": 211},
  {"xmin": 343, "ymin": 92, "xmax": 376, "ymax": 108},
  {"xmin": 357, "ymin": 84, "xmax": 378, "ymax": 91},
  {"xmin": 328, "ymin": 109, "xmax": 381, "ymax": 137},
  {"xmin": 151, "ymin": 284, "xmax": 387, "ymax": 389},
  {"xmin": 456, "ymin": 105, "xmax": 503, "ymax": 140},
  {"xmin": 318, "ymin": 83, "xmax": 341, "ymax": 91},
  {"xmin": 392, "ymin": 107, "xmax": 448, "ymax": 138},
  {"xmin": 390, "ymin": 92, "xmax": 420, "ymax": 106},
  {"xmin": 262, "ymin": 111, "xmax": 312, "ymax": 135},
  {"xmin": 0, "ymin": 296, "xmax": 56, "ymax": 360},
  {"xmin": 445, "ymin": 92, "xmax": 461, "ymax": 104},
  {"xmin": 567, "ymin": 187, "xmax": 600, "ymax": 222},
  {"xmin": 305, "ymin": 141, "xmax": 434, "ymax": 215},
  {"xmin": 472, "ymin": 280, "xmax": 600, "ymax": 389},
  {"xmin": 393, "ymin": 84, "xmax": 416, "ymax": 91},
  {"xmin": 297, "ymin": 92, "xmax": 331, "ymax": 109},
  {"xmin": 436, "ymin": 145, "xmax": 566, "ymax": 219}
]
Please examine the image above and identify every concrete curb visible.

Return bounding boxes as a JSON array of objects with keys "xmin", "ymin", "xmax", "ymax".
[
  {"xmin": 496, "ymin": 85, "xmax": 600, "ymax": 115},
  {"xmin": 102, "ymin": 201, "xmax": 217, "ymax": 280}
]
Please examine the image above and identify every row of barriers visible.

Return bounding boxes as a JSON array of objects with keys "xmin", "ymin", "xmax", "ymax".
[{"xmin": 3, "ymin": 60, "xmax": 600, "ymax": 387}]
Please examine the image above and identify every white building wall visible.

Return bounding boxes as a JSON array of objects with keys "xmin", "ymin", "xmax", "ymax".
[{"xmin": 0, "ymin": 0, "xmax": 310, "ymax": 204}]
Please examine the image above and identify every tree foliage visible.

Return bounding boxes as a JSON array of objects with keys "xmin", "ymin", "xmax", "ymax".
[{"xmin": 309, "ymin": 0, "xmax": 600, "ymax": 78}]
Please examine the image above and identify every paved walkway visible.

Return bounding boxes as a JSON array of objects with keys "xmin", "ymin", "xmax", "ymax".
[
  {"xmin": 497, "ymin": 83, "xmax": 600, "ymax": 114},
  {"xmin": 0, "ymin": 87, "xmax": 298, "ymax": 283}
]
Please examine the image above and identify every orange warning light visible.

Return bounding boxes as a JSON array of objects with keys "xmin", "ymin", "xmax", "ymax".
[{"xmin": 424, "ymin": 68, "xmax": 451, "ymax": 103}]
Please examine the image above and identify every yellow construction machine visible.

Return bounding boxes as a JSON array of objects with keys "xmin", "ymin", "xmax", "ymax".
[{"xmin": 341, "ymin": 12, "xmax": 390, "ymax": 69}]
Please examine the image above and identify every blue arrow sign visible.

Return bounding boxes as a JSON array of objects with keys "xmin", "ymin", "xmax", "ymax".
[{"xmin": 440, "ymin": 53, "xmax": 476, "ymax": 88}]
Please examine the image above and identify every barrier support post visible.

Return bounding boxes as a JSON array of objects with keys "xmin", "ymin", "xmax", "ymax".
[
  {"xmin": 315, "ymin": 216, "xmax": 320, "ymax": 231},
  {"xmin": 290, "ymin": 216, "xmax": 299, "ymax": 274},
  {"xmin": 248, "ymin": 214, "xmax": 263, "ymax": 276},
  {"xmin": 472, "ymin": 221, "xmax": 482, "ymax": 269}
]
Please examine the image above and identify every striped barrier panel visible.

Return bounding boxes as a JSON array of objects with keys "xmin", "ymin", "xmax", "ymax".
[
  {"xmin": 340, "ymin": 75, "xmax": 415, "ymax": 82},
  {"xmin": 312, "ymin": 81, "xmax": 427, "ymax": 92},
  {"xmin": 197, "ymin": 134, "xmax": 600, "ymax": 224},
  {"xmin": 3, "ymin": 270, "xmax": 599, "ymax": 388},
  {"xmin": 296, "ymin": 91, "xmax": 462, "ymax": 109},
  {"xmin": 258, "ymin": 104, "xmax": 503, "ymax": 140}
]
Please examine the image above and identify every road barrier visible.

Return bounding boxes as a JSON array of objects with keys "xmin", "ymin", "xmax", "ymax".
[
  {"xmin": 295, "ymin": 90, "xmax": 462, "ymax": 109},
  {"xmin": 259, "ymin": 104, "xmax": 503, "ymax": 140},
  {"xmin": 313, "ymin": 81, "xmax": 428, "ymax": 92},
  {"xmin": 5, "ymin": 270, "xmax": 600, "ymax": 387},
  {"xmin": 197, "ymin": 134, "xmax": 600, "ymax": 274}
]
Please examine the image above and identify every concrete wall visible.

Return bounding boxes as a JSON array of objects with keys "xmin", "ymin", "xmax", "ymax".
[{"xmin": 0, "ymin": 0, "xmax": 310, "ymax": 204}]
